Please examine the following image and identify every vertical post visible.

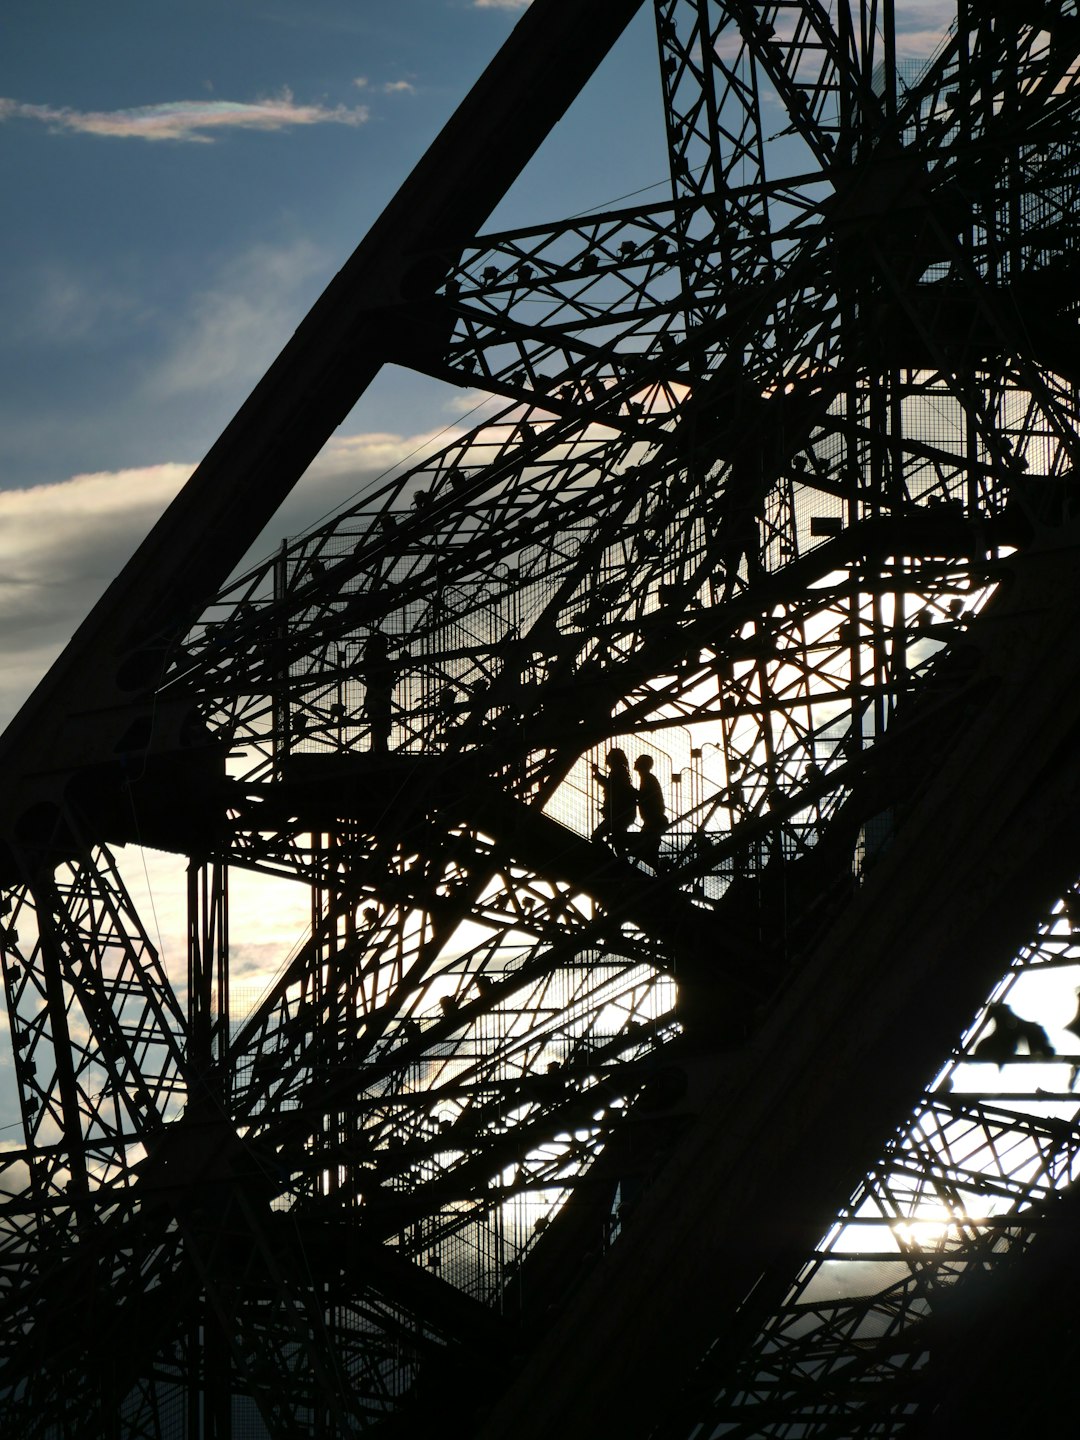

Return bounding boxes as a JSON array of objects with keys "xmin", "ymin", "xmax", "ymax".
[
  {"xmin": 273, "ymin": 539, "xmax": 290, "ymax": 774},
  {"xmin": 881, "ymin": 0, "xmax": 896, "ymax": 124},
  {"xmin": 28, "ymin": 873, "xmax": 93, "ymax": 1207},
  {"xmin": 187, "ymin": 1315, "xmax": 200, "ymax": 1440},
  {"xmin": 187, "ymin": 856, "xmax": 232, "ymax": 1437},
  {"xmin": 187, "ymin": 858, "xmax": 228, "ymax": 1089}
]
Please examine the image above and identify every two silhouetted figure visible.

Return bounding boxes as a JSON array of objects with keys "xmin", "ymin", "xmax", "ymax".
[{"xmin": 592, "ymin": 749, "xmax": 669, "ymax": 866}]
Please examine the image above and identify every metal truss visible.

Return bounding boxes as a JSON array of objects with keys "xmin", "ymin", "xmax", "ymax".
[
  {"xmin": 3, "ymin": 0, "xmax": 1080, "ymax": 1435},
  {"xmin": 662, "ymin": 889, "xmax": 1080, "ymax": 1437}
]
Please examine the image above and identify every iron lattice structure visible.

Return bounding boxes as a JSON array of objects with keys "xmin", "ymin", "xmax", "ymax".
[
  {"xmin": 659, "ymin": 885, "xmax": 1080, "ymax": 1438},
  {"xmin": 3, "ymin": 1, "xmax": 1080, "ymax": 1435}
]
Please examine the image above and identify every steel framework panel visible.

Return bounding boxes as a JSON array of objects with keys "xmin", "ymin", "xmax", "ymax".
[{"xmin": 4, "ymin": 1, "xmax": 1080, "ymax": 1436}]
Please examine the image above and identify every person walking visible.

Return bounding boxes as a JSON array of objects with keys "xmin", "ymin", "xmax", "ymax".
[
  {"xmin": 592, "ymin": 748, "xmax": 636, "ymax": 857},
  {"xmin": 633, "ymin": 753, "xmax": 668, "ymax": 868}
]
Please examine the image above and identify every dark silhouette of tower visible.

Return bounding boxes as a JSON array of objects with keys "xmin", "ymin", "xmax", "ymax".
[{"xmin": 4, "ymin": 2, "xmax": 1080, "ymax": 1436}]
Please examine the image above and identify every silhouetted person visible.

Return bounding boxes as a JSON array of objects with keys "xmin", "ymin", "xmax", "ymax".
[
  {"xmin": 361, "ymin": 631, "xmax": 394, "ymax": 752},
  {"xmin": 632, "ymin": 753, "xmax": 668, "ymax": 868},
  {"xmin": 974, "ymin": 1002, "xmax": 1055, "ymax": 1063},
  {"xmin": 719, "ymin": 452, "xmax": 765, "ymax": 600},
  {"xmin": 436, "ymin": 684, "xmax": 459, "ymax": 728},
  {"xmin": 592, "ymin": 748, "xmax": 636, "ymax": 857}
]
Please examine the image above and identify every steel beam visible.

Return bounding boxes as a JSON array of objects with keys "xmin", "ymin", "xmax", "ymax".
[{"xmin": 475, "ymin": 526, "xmax": 1080, "ymax": 1437}]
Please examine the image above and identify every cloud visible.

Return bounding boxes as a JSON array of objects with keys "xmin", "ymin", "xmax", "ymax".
[
  {"xmin": 0, "ymin": 428, "xmax": 453, "ymax": 728},
  {"xmin": 898, "ymin": 30, "xmax": 956, "ymax": 56},
  {"xmin": 442, "ymin": 387, "xmax": 505, "ymax": 419},
  {"xmin": 148, "ymin": 240, "xmax": 329, "ymax": 399},
  {"xmin": 352, "ymin": 75, "xmax": 413, "ymax": 95},
  {"xmin": 0, "ymin": 90, "xmax": 369, "ymax": 144},
  {"xmin": 0, "ymin": 465, "xmax": 192, "ymax": 628},
  {"xmin": 116, "ymin": 846, "xmax": 311, "ymax": 1006},
  {"xmin": 473, "ymin": 0, "xmax": 531, "ymax": 9},
  {"xmin": 261, "ymin": 425, "xmax": 470, "ymax": 554},
  {"xmin": 0, "ymin": 463, "xmax": 192, "ymax": 722},
  {"xmin": 8, "ymin": 266, "xmax": 146, "ymax": 347},
  {"xmin": 894, "ymin": 28, "xmax": 952, "ymax": 60},
  {"xmin": 888, "ymin": 1, "xmax": 954, "ymax": 58}
]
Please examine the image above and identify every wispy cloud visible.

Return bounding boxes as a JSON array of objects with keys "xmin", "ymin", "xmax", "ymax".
[
  {"xmin": 0, "ymin": 463, "xmax": 193, "ymax": 723},
  {"xmin": 473, "ymin": 0, "xmax": 531, "ymax": 9},
  {"xmin": 10, "ymin": 266, "xmax": 145, "ymax": 346},
  {"xmin": 894, "ymin": 28, "xmax": 951, "ymax": 57},
  {"xmin": 442, "ymin": 387, "xmax": 505, "ymax": 419},
  {"xmin": 895, "ymin": 0, "xmax": 955, "ymax": 57},
  {"xmin": 353, "ymin": 75, "xmax": 414, "ymax": 95},
  {"xmin": 0, "ymin": 90, "xmax": 369, "ymax": 143},
  {"xmin": 0, "ymin": 429, "xmax": 450, "ymax": 726},
  {"xmin": 148, "ymin": 240, "xmax": 329, "ymax": 399}
]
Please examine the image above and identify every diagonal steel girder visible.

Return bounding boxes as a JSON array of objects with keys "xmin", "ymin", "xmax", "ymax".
[{"xmin": 474, "ymin": 526, "xmax": 1080, "ymax": 1437}]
